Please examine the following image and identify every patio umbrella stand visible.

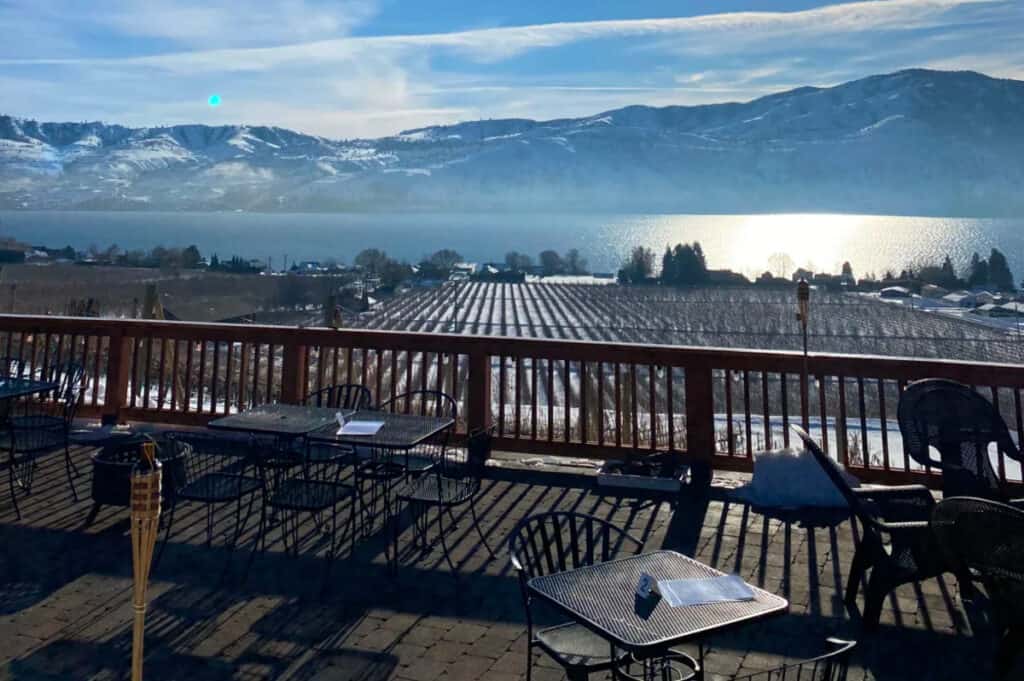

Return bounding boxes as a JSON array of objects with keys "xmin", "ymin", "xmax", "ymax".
[{"xmin": 130, "ymin": 441, "xmax": 162, "ymax": 681}]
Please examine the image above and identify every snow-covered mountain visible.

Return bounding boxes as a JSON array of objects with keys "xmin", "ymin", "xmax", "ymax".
[{"xmin": 2, "ymin": 69, "xmax": 1023, "ymax": 215}]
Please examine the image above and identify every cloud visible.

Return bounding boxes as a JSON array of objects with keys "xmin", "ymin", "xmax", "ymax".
[{"xmin": 0, "ymin": 0, "xmax": 998, "ymax": 71}]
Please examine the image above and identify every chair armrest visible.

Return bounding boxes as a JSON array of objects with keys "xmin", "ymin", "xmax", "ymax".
[
  {"xmin": 1007, "ymin": 498, "xmax": 1024, "ymax": 511},
  {"xmin": 854, "ymin": 484, "xmax": 932, "ymax": 496}
]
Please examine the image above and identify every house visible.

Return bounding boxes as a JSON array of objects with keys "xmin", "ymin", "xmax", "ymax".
[
  {"xmin": 943, "ymin": 291, "xmax": 975, "ymax": 307},
  {"xmin": 920, "ymin": 284, "xmax": 948, "ymax": 298},
  {"xmin": 880, "ymin": 286, "xmax": 912, "ymax": 299}
]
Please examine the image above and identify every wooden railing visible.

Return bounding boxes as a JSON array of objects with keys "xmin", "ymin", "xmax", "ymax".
[{"xmin": 2, "ymin": 314, "xmax": 1022, "ymax": 489}]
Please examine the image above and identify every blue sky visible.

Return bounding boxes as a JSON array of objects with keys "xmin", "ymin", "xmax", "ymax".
[{"xmin": 1, "ymin": 0, "xmax": 1021, "ymax": 138}]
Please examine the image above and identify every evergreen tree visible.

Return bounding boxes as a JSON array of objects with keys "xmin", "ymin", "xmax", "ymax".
[
  {"xmin": 988, "ymin": 248, "xmax": 1015, "ymax": 291},
  {"xmin": 967, "ymin": 252, "xmax": 990, "ymax": 288}
]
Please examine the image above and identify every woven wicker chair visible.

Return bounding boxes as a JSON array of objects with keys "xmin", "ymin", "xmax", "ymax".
[
  {"xmin": 509, "ymin": 512, "xmax": 643, "ymax": 681},
  {"xmin": 899, "ymin": 379, "xmax": 1023, "ymax": 505},
  {"xmin": 793, "ymin": 426, "xmax": 948, "ymax": 630},
  {"xmin": 931, "ymin": 497, "xmax": 1024, "ymax": 679}
]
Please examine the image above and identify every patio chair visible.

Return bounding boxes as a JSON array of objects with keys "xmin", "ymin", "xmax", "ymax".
[
  {"xmin": 792, "ymin": 426, "xmax": 948, "ymax": 630},
  {"xmin": 931, "ymin": 497, "xmax": 1024, "ymax": 679},
  {"xmin": 2, "ymin": 362, "xmax": 86, "ymax": 518},
  {"xmin": 898, "ymin": 379, "xmax": 1024, "ymax": 505},
  {"xmin": 618, "ymin": 638, "xmax": 856, "ymax": 681},
  {"xmin": 303, "ymin": 383, "xmax": 373, "ymax": 411},
  {"xmin": 155, "ymin": 431, "xmax": 262, "ymax": 577},
  {"xmin": 376, "ymin": 389, "xmax": 456, "ymax": 474},
  {"xmin": 392, "ymin": 426, "xmax": 496, "ymax": 575},
  {"xmin": 508, "ymin": 511, "xmax": 642, "ymax": 681},
  {"xmin": 246, "ymin": 437, "xmax": 357, "ymax": 592}
]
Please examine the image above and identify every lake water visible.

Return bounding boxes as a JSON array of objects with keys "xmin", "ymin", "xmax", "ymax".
[{"xmin": 2, "ymin": 211, "xmax": 1022, "ymax": 280}]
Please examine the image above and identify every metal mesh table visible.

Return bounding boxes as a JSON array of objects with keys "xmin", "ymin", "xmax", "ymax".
[
  {"xmin": 208, "ymin": 404, "xmax": 344, "ymax": 437},
  {"xmin": 528, "ymin": 550, "xmax": 788, "ymax": 657},
  {"xmin": 308, "ymin": 411, "xmax": 453, "ymax": 450},
  {"xmin": 0, "ymin": 378, "xmax": 59, "ymax": 401}
]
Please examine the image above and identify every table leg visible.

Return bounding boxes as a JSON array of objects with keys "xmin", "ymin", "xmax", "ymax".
[{"xmin": 82, "ymin": 502, "xmax": 102, "ymax": 527}]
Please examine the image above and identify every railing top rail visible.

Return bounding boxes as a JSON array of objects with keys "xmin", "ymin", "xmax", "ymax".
[{"xmin": 0, "ymin": 313, "xmax": 1021, "ymax": 384}]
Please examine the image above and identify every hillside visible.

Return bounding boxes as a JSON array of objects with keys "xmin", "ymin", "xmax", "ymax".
[{"xmin": 2, "ymin": 69, "xmax": 1023, "ymax": 215}]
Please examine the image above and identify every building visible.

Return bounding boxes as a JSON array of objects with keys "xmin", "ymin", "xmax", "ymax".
[{"xmin": 880, "ymin": 286, "xmax": 912, "ymax": 299}]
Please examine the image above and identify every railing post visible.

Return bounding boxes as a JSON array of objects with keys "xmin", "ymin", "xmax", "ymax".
[
  {"xmin": 467, "ymin": 349, "xmax": 492, "ymax": 433},
  {"xmin": 685, "ymin": 363, "xmax": 715, "ymax": 463},
  {"xmin": 104, "ymin": 326, "xmax": 133, "ymax": 422},
  {"xmin": 280, "ymin": 340, "xmax": 307, "ymax": 404}
]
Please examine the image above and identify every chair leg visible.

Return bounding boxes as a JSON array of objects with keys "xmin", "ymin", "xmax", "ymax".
[
  {"xmin": 862, "ymin": 568, "xmax": 889, "ymax": 631},
  {"xmin": 153, "ymin": 497, "xmax": 179, "ymax": 573},
  {"xmin": 8, "ymin": 459, "xmax": 21, "ymax": 520},
  {"xmin": 845, "ymin": 542, "xmax": 868, "ymax": 607},
  {"xmin": 63, "ymin": 443, "xmax": 78, "ymax": 501},
  {"xmin": 469, "ymin": 498, "xmax": 496, "ymax": 559},
  {"xmin": 223, "ymin": 493, "xmax": 256, "ymax": 581},
  {"xmin": 525, "ymin": 641, "xmax": 533, "ymax": 681},
  {"xmin": 436, "ymin": 503, "xmax": 457, "ymax": 575},
  {"xmin": 243, "ymin": 503, "xmax": 268, "ymax": 583}
]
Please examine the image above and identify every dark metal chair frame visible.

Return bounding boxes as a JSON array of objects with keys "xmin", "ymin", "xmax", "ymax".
[
  {"xmin": 508, "ymin": 511, "xmax": 644, "ymax": 681},
  {"xmin": 931, "ymin": 497, "xmax": 1024, "ymax": 680},
  {"xmin": 155, "ymin": 431, "xmax": 263, "ymax": 578},
  {"xmin": 392, "ymin": 426, "xmax": 497, "ymax": 575},
  {"xmin": 4, "ymin": 361, "xmax": 86, "ymax": 519},
  {"xmin": 246, "ymin": 436, "xmax": 357, "ymax": 592},
  {"xmin": 303, "ymin": 383, "xmax": 373, "ymax": 411},
  {"xmin": 729, "ymin": 638, "xmax": 856, "ymax": 681},
  {"xmin": 793, "ymin": 425, "xmax": 948, "ymax": 630},
  {"xmin": 898, "ymin": 378, "xmax": 1024, "ymax": 505}
]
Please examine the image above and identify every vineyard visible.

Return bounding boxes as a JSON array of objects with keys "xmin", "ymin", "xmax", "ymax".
[{"xmin": 353, "ymin": 282, "xmax": 1024, "ymax": 363}]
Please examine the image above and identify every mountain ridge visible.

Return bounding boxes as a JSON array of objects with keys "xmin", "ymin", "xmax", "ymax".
[{"xmin": 2, "ymin": 68, "xmax": 1023, "ymax": 215}]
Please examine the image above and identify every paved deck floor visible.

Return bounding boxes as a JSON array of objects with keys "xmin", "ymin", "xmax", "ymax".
[{"xmin": 0, "ymin": 444, "xmax": 1013, "ymax": 681}]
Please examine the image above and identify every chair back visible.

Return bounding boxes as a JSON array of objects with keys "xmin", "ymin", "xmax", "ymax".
[
  {"xmin": 162, "ymin": 431, "xmax": 256, "ymax": 496},
  {"xmin": 508, "ymin": 511, "xmax": 643, "ymax": 580},
  {"xmin": 41, "ymin": 362, "xmax": 86, "ymax": 423},
  {"xmin": 379, "ymin": 389, "xmax": 457, "ymax": 420},
  {"xmin": 732, "ymin": 639, "xmax": 856, "ymax": 681},
  {"xmin": 898, "ymin": 379, "xmax": 1016, "ymax": 499},
  {"xmin": 438, "ymin": 427, "xmax": 493, "ymax": 492},
  {"xmin": 791, "ymin": 426, "xmax": 861, "ymax": 511},
  {"xmin": 304, "ymin": 384, "xmax": 372, "ymax": 411},
  {"xmin": 931, "ymin": 497, "xmax": 1024, "ymax": 596}
]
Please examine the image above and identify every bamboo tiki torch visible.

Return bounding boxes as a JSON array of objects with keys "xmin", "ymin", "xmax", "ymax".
[
  {"xmin": 130, "ymin": 439, "xmax": 162, "ymax": 681},
  {"xmin": 797, "ymin": 278, "xmax": 811, "ymax": 429}
]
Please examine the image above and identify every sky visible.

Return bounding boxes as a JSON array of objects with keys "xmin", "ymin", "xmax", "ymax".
[{"xmin": 1, "ymin": 0, "xmax": 1021, "ymax": 139}]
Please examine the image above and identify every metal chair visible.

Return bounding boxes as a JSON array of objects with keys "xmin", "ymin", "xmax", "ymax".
[
  {"xmin": 2, "ymin": 362, "xmax": 86, "ymax": 518},
  {"xmin": 156, "ymin": 431, "xmax": 262, "ymax": 577},
  {"xmin": 508, "ymin": 511, "xmax": 642, "ymax": 681},
  {"xmin": 931, "ymin": 497, "xmax": 1024, "ymax": 679},
  {"xmin": 898, "ymin": 379, "xmax": 1024, "ymax": 505},
  {"xmin": 793, "ymin": 425, "xmax": 948, "ymax": 630},
  {"xmin": 730, "ymin": 639, "xmax": 856, "ymax": 680},
  {"xmin": 303, "ymin": 384, "xmax": 373, "ymax": 411},
  {"xmin": 392, "ymin": 426, "xmax": 497, "ymax": 575},
  {"xmin": 246, "ymin": 437, "xmax": 357, "ymax": 592},
  {"xmin": 376, "ymin": 389, "xmax": 456, "ymax": 474}
]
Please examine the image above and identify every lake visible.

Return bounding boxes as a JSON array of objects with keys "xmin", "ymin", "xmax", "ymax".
[{"xmin": 2, "ymin": 211, "xmax": 1022, "ymax": 280}]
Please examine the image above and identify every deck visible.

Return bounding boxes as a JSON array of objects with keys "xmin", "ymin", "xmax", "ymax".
[{"xmin": 0, "ymin": 442, "xmax": 1002, "ymax": 681}]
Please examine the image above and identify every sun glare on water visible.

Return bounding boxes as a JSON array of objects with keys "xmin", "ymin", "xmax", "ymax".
[{"xmin": 735, "ymin": 214, "xmax": 864, "ymax": 275}]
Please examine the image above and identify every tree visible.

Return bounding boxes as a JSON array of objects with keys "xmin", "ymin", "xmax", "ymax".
[
  {"xmin": 181, "ymin": 245, "xmax": 202, "ymax": 269},
  {"xmin": 967, "ymin": 252, "xmax": 990, "ymax": 288},
  {"xmin": 618, "ymin": 247, "xmax": 655, "ymax": 284},
  {"xmin": 355, "ymin": 248, "xmax": 389, "ymax": 274},
  {"xmin": 660, "ymin": 246, "xmax": 677, "ymax": 285},
  {"xmin": 505, "ymin": 251, "xmax": 533, "ymax": 272},
  {"xmin": 661, "ymin": 242, "xmax": 708, "ymax": 286},
  {"xmin": 426, "ymin": 249, "xmax": 462, "ymax": 273},
  {"xmin": 768, "ymin": 253, "xmax": 795, "ymax": 279},
  {"xmin": 564, "ymin": 248, "xmax": 588, "ymax": 275},
  {"xmin": 988, "ymin": 248, "xmax": 1015, "ymax": 291},
  {"xmin": 841, "ymin": 261, "xmax": 854, "ymax": 281},
  {"xmin": 538, "ymin": 250, "xmax": 564, "ymax": 276},
  {"xmin": 209, "ymin": 253, "xmax": 221, "ymax": 269}
]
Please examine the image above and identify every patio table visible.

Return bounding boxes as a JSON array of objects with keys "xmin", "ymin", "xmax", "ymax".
[
  {"xmin": 0, "ymin": 377, "xmax": 60, "ymax": 423},
  {"xmin": 528, "ymin": 550, "xmax": 787, "ymax": 677},
  {"xmin": 308, "ymin": 410, "xmax": 453, "ymax": 451},
  {"xmin": 208, "ymin": 403, "xmax": 345, "ymax": 438}
]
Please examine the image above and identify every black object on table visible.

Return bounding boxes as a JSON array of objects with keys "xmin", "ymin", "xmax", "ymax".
[
  {"xmin": 208, "ymin": 403, "xmax": 344, "ymax": 438},
  {"xmin": 528, "ymin": 550, "xmax": 787, "ymax": 678}
]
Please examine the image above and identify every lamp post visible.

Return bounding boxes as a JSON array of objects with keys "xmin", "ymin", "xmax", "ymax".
[{"xmin": 797, "ymin": 278, "xmax": 810, "ymax": 428}]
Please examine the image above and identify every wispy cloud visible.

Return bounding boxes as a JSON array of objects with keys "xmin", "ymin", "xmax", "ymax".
[{"xmin": 0, "ymin": 0, "xmax": 1018, "ymax": 138}]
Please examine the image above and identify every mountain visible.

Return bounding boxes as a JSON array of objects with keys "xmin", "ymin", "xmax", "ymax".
[{"xmin": 2, "ymin": 69, "xmax": 1023, "ymax": 215}]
